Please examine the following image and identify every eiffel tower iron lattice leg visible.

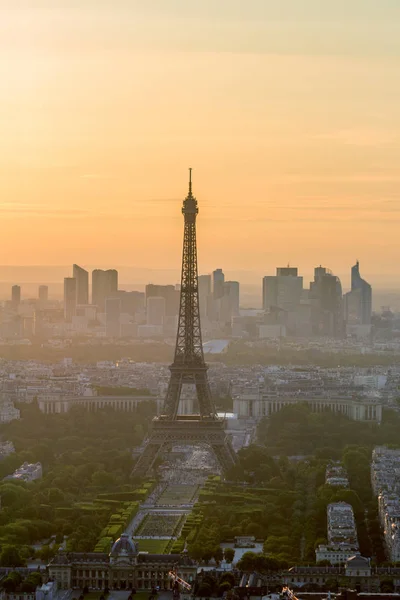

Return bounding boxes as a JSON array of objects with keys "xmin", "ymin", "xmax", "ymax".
[
  {"xmin": 132, "ymin": 170, "xmax": 237, "ymax": 476},
  {"xmin": 133, "ymin": 417, "xmax": 236, "ymax": 477}
]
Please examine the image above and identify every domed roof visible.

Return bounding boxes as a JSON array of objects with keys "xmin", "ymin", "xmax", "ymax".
[{"xmin": 110, "ymin": 534, "xmax": 138, "ymax": 557}]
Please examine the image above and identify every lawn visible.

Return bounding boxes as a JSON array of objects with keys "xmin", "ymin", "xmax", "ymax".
[
  {"xmin": 136, "ymin": 514, "xmax": 183, "ymax": 537},
  {"xmin": 156, "ymin": 485, "xmax": 198, "ymax": 506},
  {"xmin": 137, "ymin": 539, "xmax": 170, "ymax": 553}
]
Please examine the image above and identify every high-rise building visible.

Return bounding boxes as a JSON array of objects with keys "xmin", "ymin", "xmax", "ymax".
[
  {"xmin": 92, "ymin": 269, "xmax": 118, "ymax": 311},
  {"xmin": 262, "ymin": 267, "xmax": 303, "ymax": 311},
  {"xmin": 11, "ymin": 285, "xmax": 21, "ymax": 308},
  {"xmin": 146, "ymin": 296, "xmax": 166, "ymax": 326},
  {"xmin": 64, "ymin": 278, "xmax": 77, "ymax": 322},
  {"xmin": 73, "ymin": 264, "xmax": 89, "ymax": 305},
  {"xmin": 114, "ymin": 290, "xmax": 145, "ymax": 316},
  {"xmin": 38, "ymin": 285, "xmax": 48, "ymax": 303},
  {"xmin": 105, "ymin": 297, "xmax": 121, "ymax": 338},
  {"xmin": 145, "ymin": 284, "xmax": 179, "ymax": 317},
  {"xmin": 310, "ymin": 266, "xmax": 343, "ymax": 337},
  {"xmin": 213, "ymin": 269, "xmax": 225, "ymax": 299},
  {"xmin": 198, "ymin": 274, "xmax": 212, "ymax": 318},
  {"xmin": 346, "ymin": 261, "xmax": 372, "ymax": 325},
  {"xmin": 224, "ymin": 281, "xmax": 240, "ymax": 316}
]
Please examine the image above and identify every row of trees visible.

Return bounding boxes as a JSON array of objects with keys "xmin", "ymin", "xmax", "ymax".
[
  {"xmin": 258, "ymin": 402, "xmax": 400, "ymax": 457},
  {"xmin": 0, "ymin": 401, "xmax": 156, "ymax": 559},
  {"xmin": 190, "ymin": 409, "xmax": 399, "ymax": 567}
]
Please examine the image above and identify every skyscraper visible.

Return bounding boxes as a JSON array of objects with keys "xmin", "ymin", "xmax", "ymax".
[
  {"xmin": 105, "ymin": 297, "xmax": 121, "ymax": 338},
  {"xmin": 224, "ymin": 281, "xmax": 240, "ymax": 316},
  {"xmin": 213, "ymin": 269, "xmax": 225, "ymax": 299},
  {"xmin": 198, "ymin": 274, "xmax": 212, "ymax": 318},
  {"xmin": 146, "ymin": 296, "xmax": 166, "ymax": 326},
  {"xmin": 310, "ymin": 266, "xmax": 343, "ymax": 337},
  {"xmin": 73, "ymin": 264, "xmax": 89, "ymax": 305},
  {"xmin": 92, "ymin": 269, "xmax": 118, "ymax": 311},
  {"xmin": 115, "ymin": 290, "xmax": 145, "ymax": 316},
  {"xmin": 145, "ymin": 284, "xmax": 179, "ymax": 317},
  {"xmin": 64, "ymin": 278, "xmax": 77, "ymax": 322},
  {"xmin": 11, "ymin": 285, "xmax": 21, "ymax": 308},
  {"xmin": 350, "ymin": 261, "xmax": 372, "ymax": 325},
  {"xmin": 262, "ymin": 267, "xmax": 303, "ymax": 311},
  {"xmin": 38, "ymin": 285, "xmax": 48, "ymax": 303}
]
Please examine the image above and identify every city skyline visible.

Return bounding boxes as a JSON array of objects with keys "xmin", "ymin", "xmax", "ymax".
[{"xmin": 2, "ymin": 2, "xmax": 400, "ymax": 277}]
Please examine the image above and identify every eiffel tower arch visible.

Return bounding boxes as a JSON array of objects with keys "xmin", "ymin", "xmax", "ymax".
[{"xmin": 132, "ymin": 170, "xmax": 237, "ymax": 476}]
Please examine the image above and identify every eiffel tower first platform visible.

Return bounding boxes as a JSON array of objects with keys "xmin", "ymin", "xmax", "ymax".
[{"xmin": 132, "ymin": 170, "xmax": 237, "ymax": 476}]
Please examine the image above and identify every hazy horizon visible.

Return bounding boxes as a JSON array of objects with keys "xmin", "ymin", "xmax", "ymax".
[{"xmin": 0, "ymin": 265, "xmax": 399, "ymax": 310}]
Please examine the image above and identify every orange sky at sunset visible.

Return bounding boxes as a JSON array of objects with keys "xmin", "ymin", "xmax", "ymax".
[{"xmin": 2, "ymin": 1, "xmax": 400, "ymax": 285}]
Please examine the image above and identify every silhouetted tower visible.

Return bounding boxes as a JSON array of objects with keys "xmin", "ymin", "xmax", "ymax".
[{"xmin": 132, "ymin": 170, "xmax": 237, "ymax": 476}]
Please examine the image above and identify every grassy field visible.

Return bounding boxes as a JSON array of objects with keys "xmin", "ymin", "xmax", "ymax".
[
  {"xmin": 137, "ymin": 539, "xmax": 170, "ymax": 553},
  {"xmin": 136, "ymin": 514, "xmax": 182, "ymax": 537},
  {"xmin": 156, "ymin": 484, "xmax": 198, "ymax": 506}
]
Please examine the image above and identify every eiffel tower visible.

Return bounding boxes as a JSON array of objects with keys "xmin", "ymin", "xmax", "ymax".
[{"xmin": 132, "ymin": 170, "xmax": 237, "ymax": 476}]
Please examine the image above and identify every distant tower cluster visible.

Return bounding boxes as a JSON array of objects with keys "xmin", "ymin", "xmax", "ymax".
[
  {"xmin": 196, "ymin": 269, "xmax": 240, "ymax": 328},
  {"xmin": 259, "ymin": 261, "xmax": 372, "ymax": 340}
]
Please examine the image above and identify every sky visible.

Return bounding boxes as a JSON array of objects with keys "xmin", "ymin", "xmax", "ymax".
[{"xmin": 1, "ymin": 1, "xmax": 400, "ymax": 286}]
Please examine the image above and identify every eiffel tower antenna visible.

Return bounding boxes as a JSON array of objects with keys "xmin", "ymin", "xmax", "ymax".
[{"xmin": 132, "ymin": 171, "xmax": 237, "ymax": 476}]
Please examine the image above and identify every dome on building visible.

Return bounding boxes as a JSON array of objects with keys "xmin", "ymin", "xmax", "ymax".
[{"xmin": 110, "ymin": 534, "xmax": 138, "ymax": 557}]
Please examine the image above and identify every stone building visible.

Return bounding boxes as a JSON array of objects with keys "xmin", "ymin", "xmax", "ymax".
[
  {"xmin": 48, "ymin": 534, "xmax": 196, "ymax": 591},
  {"xmin": 285, "ymin": 556, "xmax": 400, "ymax": 592}
]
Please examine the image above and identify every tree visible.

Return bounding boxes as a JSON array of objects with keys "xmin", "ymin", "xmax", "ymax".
[
  {"xmin": 218, "ymin": 582, "xmax": 231, "ymax": 596},
  {"xmin": 224, "ymin": 548, "xmax": 235, "ymax": 563},
  {"xmin": 91, "ymin": 470, "xmax": 115, "ymax": 488},
  {"xmin": 213, "ymin": 546, "xmax": 223, "ymax": 564},
  {"xmin": 0, "ymin": 545, "xmax": 24, "ymax": 567},
  {"xmin": 26, "ymin": 572, "xmax": 42, "ymax": 587},
  {"xmin": 237, "ymin": 551, "xmax": 256, "ymax": 572},
  {"xmin": 48, "ymin": 488, "xmax": 65, "ymax": 504},
  {"xmin": 38, "ymin": 545, "xmax": 56, "ymax": 562},
  {"xmin": 197, "ymin": 583, "xmax": 212, "ymax": 597},
  {"xmin": 220, "ymin": 573, "xmax": 235, "ymax": 587}
]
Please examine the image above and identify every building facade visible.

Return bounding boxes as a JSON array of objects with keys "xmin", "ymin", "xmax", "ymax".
[
  {"xmin": 146, "ymin": 297, "xmax": 166, "ymax": 327},
  {"xmin": 262, "ymin": 268, "xmax": 303, "ymax": 312},
  {"xmin": 37, "ymin": 394, "xmax": 162, "ymax": 415},
  {"xmin": 233, "ymin": 393, "xmax": 382, "ymax": 422},
  {"xmin": 92, "ymin": 270, "xmax": 118, "ymax": 312},
  {"xmin": 49, "ymin": 535, "xmax": 196, "ymax": 591},
  {"xmin": 73, "ymin": 264, "xmax": 89, "ymax": 306},
  {"xmin": 213, "ymin": 269, "xmax": 225, "ymax": 300},
  {"xmin": 11, "ymin": 285, "xmax": 21, "ymax": 308},
  {"xmin": 105, "ymin": 298, "xmax": 121, "ymax": 338},
  {"xmin": 63, "ymin": 278, "xmax": 77, "ymax": 322},
  {"xmin": 344, "ymin": 261, "xmax": 372, "ymax": 328}
]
